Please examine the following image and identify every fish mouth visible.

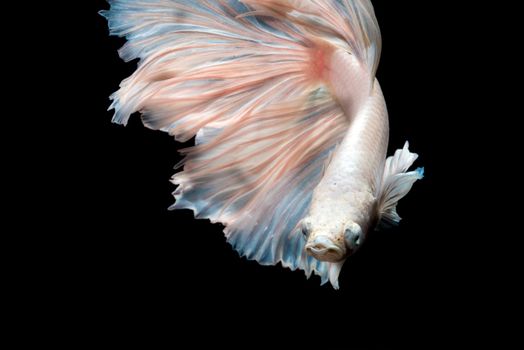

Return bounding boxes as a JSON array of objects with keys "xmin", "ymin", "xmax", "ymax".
[{"xmin": 305, "ymin": 236, "xmax": 346, "ymax": 262}]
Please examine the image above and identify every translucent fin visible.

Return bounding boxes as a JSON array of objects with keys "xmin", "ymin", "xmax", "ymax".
[
  {"xmin": 171, "ymin": 90, "xmax": 349, "ymax": 287},
  {"xmin": 377, "ymin": 142, "xmax": 424, "ymax": 226},
  {"xmin": 241, "ymin": 0, "xmax": 382, "ymax": 75},
  {"xmin": 101, "ymin": 0, "xmax": 381, "ymax": 287}
]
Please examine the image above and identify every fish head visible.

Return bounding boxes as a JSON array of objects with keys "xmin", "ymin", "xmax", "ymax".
[{"xmin": 302, "ymin": 217, "xmax": 364, "ymax": 262}]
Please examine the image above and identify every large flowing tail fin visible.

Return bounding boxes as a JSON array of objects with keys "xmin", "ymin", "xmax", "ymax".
[{"xmin": 101, "ymin": 0, "xmax": 381, "ymax": 288}]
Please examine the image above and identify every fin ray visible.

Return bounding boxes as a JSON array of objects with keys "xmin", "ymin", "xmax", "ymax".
[
  {"xmin": 378, "ymin": 142, "xmax": 424, "ymax": 226},
  {"xmin": 103, "ymin": 0, "xmax": 381, "ymax": 287}
]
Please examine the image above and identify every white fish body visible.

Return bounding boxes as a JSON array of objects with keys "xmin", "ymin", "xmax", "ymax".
[
  {"xmin": 304, "ymin": 53, "xmax": 388, "ymax": 263},
  {"xmin": 102, "ymin": 0, "xmax": 423, "ymax": 288}
]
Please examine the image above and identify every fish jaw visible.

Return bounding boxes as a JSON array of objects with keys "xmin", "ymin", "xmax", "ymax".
[
  {"xmin": 305, "ymin": 235, "xmax": 346, "ymax": 262},
  {"xmin": 302, "ymin": 218, "xmax": 364, "ymax": 262},
  {"xmin": 303, "ymin": 219, "xmax": 347, "ymax": 262}
]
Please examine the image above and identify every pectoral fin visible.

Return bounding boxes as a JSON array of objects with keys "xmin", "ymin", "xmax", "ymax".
[{"xmin": 377, "ymin": 142, "xmax": 423, "ymax": 226}]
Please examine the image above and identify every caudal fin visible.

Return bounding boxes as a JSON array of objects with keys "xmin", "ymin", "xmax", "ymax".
[{"xmin": 101, "ymin": 0, "xmax": 381, "ymax": 288}]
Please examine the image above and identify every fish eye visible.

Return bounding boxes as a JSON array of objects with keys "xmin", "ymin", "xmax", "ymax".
[
  {"xmin": 301, "ymin": 226, "xmax": 309, "ymax": 238},
  {"xmin": 301, "ymin": 219, "xmax": 312, "ymax": 238},
  {"xmin": 344, "ymin": 222, "xmax": 363, "ymax": 249}
]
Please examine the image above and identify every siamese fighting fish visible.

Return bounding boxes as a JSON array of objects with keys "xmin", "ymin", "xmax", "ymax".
[{"xmin": 101, "ymin": 0, "xmax": 423, "ymax": 288}]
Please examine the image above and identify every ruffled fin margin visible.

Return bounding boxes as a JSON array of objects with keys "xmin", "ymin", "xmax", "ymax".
[
  {"xmin": 377, "ymin": 142, "xmax": 424, "ymax": 226},
  {"xmin": 101, "ymin": 0, "xmax": 382, "ymax": 288}
]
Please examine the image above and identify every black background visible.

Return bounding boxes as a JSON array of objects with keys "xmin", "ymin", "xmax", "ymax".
[{"xmin": 80, "ymin": 0, "xmax": 481, "ymax": 347}]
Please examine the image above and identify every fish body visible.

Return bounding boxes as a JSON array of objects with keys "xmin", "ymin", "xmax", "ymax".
[
  {"xmin": 305, "ymin": 61, "xmax": 388, "ymax": 262},
  {"xmin": 101, "ymin": 0, "xmax": 423, "ymax": 288}
]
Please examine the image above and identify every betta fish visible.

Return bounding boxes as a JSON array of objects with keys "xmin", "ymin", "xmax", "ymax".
[{"xmin": 101, "ymin": 0, "xmax": 423, "ymax": 288}]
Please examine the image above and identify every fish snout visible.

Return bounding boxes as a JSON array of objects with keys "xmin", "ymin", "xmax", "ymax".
[{"xmin": 305, "ymin": 236, "xmax": 347, "ymax": 262}]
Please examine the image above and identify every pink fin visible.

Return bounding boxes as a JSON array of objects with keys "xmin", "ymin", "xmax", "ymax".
[{"xmin": 102, "ymin": 0, "xmax": 381, "ymax": 287}]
